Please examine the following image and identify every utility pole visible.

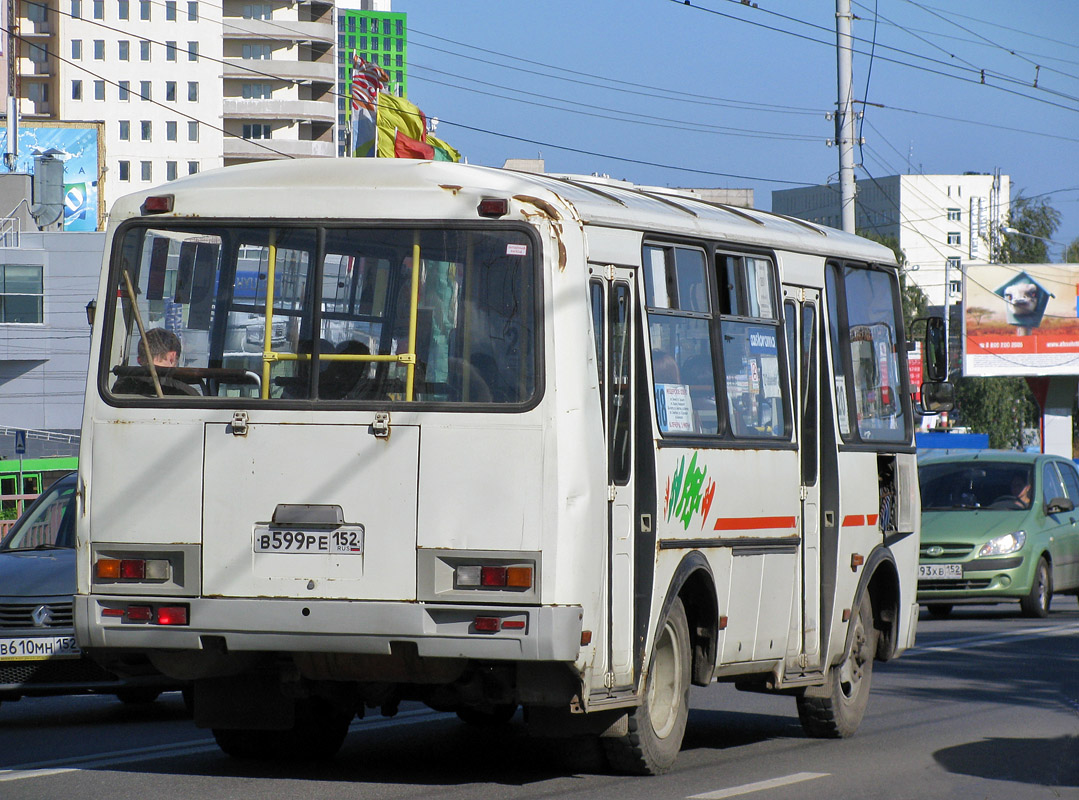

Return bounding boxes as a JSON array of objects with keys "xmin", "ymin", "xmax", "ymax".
[
  {"xmin": 835, "ymin": 0, "xmax": 857, "ymax": 233},
  {"xmin": 4, "ymin": 0, "xmax": 18, "ymax": 171}
]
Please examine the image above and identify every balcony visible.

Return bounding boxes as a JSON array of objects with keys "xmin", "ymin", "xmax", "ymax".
[
  {"xmin": 222, "ymin": 18, "xmax": 334, "ymax": 44},
  {"xmin": 222, "ymin": 137, "xmax": 335, "ymax": 161},
  {"xmin": 222, "ymin": 58, "xmax": 334, "ymax": 84},
  {"xmin": 223, "ymin": 98, "xmax": 335, "ymax": 124}
]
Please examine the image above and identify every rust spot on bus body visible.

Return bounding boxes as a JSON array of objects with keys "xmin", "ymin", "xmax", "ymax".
[{"xmin": 514, "ymin": 194, "xmax": 574, "ymax": 272}]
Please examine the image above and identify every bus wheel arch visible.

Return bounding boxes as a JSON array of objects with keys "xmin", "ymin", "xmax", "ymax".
[
  {"xmin": 668, "ymin": 551, "xmax": 719, "ymax": 686},
  {"xmin": 864, "ymin": 552, "xmax": 900, "ymax": 662}
]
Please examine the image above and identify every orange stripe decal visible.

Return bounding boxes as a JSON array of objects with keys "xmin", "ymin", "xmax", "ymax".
[
  {"xmin": 842, "ymin": 515, "xmax": 865, "ymax": 527},
  {"xmin": 714, "ymin": 516, "xmax": 798, "ymax": 532},
  {"xmin": 866, "ymin": 514, "xmax": 879, "ymax": 526}
]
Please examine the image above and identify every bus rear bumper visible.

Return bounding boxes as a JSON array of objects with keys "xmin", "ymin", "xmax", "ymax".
[{"xmin": 75, "ymin": 595, "xmax": 584, "ymax": 664}]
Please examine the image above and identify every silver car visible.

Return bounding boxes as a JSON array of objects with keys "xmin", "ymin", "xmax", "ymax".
[{"xmin": 0, "ymin": 472, "xmax": 182, "ymax": 711}]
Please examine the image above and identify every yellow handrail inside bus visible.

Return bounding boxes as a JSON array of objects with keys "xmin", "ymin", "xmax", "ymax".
[
  {"xmin": 260, "ymin": 232, "xmax": 277, "ymax": 399},
  {"xmin": 405, "ymin": 235, "xmax": 421, "ymax": 401}
]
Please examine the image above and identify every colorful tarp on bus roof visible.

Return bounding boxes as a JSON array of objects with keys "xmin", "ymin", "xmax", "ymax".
[
  {"xmin": 0, "ymin": 123, "xmax": 104, "ymax": 232},
  {"xmin": 963, "ymin": 262, "xmax": 1079, "ymax": 376}
]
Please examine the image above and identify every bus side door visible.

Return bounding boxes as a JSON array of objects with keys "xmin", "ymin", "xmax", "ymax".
[
  {"xmin": 784, "ymin": 286, "xmax": 822, "ymax": 670},
  {"xmin": 590, "ymin": 268, "xmax": 637, "ymax": 690}
]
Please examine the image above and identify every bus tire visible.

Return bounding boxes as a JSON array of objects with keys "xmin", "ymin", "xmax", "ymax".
[
  {"xmin": 213, "ymin": 698, "xmax": 352, "ymax": 762},
  {"xmin": 797, "ymin": 592, "xmax": 876, "ymax": 739},
  {"xmin": 1019, "ymin": 558, "xmax": 1052, "ymax": 618},
  {"xmin": 603, "ymin": 597, "xmax": 690, "ymax": 775}
]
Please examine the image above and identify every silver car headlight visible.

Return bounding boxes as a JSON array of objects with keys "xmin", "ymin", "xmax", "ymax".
[{"xmin": 978, "ymin": 530, "xmax": 1026, "ymax": 557}]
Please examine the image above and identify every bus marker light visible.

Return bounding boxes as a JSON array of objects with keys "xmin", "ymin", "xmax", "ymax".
[
  {"xmin": 120, "ymin": 559, "xmax": 146, "ymax": 579},
  {"xmin": 501, "ymin": 619, "xmax": 525, "ymax": 630},
  {"xmin": 480, "ymin": 566, "xmax": 507, "ymax": 587},
  {"xmin": 102, "ymin": 607, "xmax": 124, "ymax": 618},
  {"xmin": 141, "ymin": 195, "xmax": 174, "ymax": 214},
  {"xmin": 581, "ymin": 631, "xmax": 592, "ymax": 646},
  {"xmin": 144, "ymin": 559, "xmax": 170, "ymax": 580},
  {"xmin": 156, "ymin": 606, "xmax": 189, "ymax": 626},
  {"xmin": 125, "ymin": 605, "xmax": 153, "ymax": 622},
  {"xmin": 477, "ymin": 198, "xmax": 508, "ymax": 218},
  {"xmin": 473, "ymin": 616, "xmax": 501, "ymax": 633}
]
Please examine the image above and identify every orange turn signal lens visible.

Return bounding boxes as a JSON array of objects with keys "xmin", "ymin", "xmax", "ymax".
[
  {"xmin": 95, "ymin": 558, "xmax": 121, "ymax": 579},
  {"xmin": 506, "ymin": 566, "xmax": 533, "ymax": 588}
]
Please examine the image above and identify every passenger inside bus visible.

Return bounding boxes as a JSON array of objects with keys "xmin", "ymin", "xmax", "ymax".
[{"xmin": 112, "ymin": 327, "xmax": 201, "ymax": 396}]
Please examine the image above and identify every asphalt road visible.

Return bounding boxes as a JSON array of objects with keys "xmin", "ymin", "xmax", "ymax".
[{"xmin": 2, "ymin": 604, "xmax": 1078, "ymax": 800}]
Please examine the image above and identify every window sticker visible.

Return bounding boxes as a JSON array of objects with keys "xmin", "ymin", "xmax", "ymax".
[
  {"xmin": 835, "ymin": 376, "xmax": 850, "ymax": 435},
  {"xmin": 656, "ymin": 383, "xmax": 694, "ymax": 433},
  {"xmin": 506, "ymin": 243, "xmax": 528, "ymax": 256}
]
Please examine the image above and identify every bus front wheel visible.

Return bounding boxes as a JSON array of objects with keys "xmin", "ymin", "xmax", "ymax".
[
  {"xmin": 213, "ymin": 698, "xmax": 352, "ymax": 761},
  {"xmin": 797, "ymin": 592, "xmax": 876, "ymax": 738},
  {"xmin": 603, "ymin": 597, "xmax": 690, "ymax": 775}
]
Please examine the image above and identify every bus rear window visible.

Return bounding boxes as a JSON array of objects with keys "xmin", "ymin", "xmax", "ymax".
[{"xmin": 103, "ymin": 225, "xmax": 538, "ymax": 405}]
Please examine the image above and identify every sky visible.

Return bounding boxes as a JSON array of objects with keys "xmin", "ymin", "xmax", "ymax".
[{"xmin": 392, "ymin": 0, "xmax": 1079, "ymax": 259}]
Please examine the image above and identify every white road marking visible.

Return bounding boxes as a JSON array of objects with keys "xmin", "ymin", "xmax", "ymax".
[
  {"xmin": 909, "ymin": 621, "xmax": 1079, "ymax": 655},
  {"xmin": 0, "ymin": 708, "xmax": 444, "ymax": 783},
  {"xmin": 689, "ymin": 771, "xmax": 829, "ymax": 799}
]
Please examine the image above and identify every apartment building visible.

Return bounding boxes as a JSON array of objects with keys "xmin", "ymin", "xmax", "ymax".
[{"xmin": 772, "ymin": 173, "xmax": 1010, "ymax": 310}]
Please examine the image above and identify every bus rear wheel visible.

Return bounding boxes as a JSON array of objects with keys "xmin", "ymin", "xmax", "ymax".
[
  {"xmin": 603, "ymin": 597, "xmax": 690, "ymax": 775},
  {"xmin": 797, "ymin": 592, "xmax": 876, "ymax": 738},
  {"xmin": 213, "ymin": 698, "xmax": 352, "ymax": 761}
]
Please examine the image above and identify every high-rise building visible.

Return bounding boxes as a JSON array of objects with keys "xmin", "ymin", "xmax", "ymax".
[
  {"xmin": 5, "ymin": 0, "xmax": 345, "ymax": 215},
  {"xmin": 772, "ymin": 173, "xmax": 1010, "ymax": 310},
  {"xmin": 335, "ymin": 1, "xmax": 405, "ymax": 157}
]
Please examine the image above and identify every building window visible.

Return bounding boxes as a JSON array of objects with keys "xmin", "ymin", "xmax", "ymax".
[
  {"xmin": 947, "ymin": 231, "xmax": 961, "ymax": 246},
  {"xmin": 166, "ymin": 161, "xmax": 177, "ymax": 181},
  {"xmin": 382, "ymin": 53, "xmax": 390, "ymax": 67},
  {"xmin": 93, "ymin": 0, "xmax": 103, "ymax": 18},
  {"xmin": 118, "ymin": 120, "xmax": 130, "ymax": 140},
  {"xmin": 188, "ymin": 161, "xmax": 199, "ymax": 175},
  {"xmin": 93, "ymin": 39, "xmax": 105, "ymax": 59},
  {"xmin": 166, "ymin": 81, "xmax": 176, "ymax": 102},
  {"xmin": 395, "ymin": 54, "xmax": 402, "ymax": 67},
  {"xmin": 188, "ymin": 41, "xmax": 198, "ymax": 61},
  {"xmin": 946, "ymin": 256, "xmax": 961, "ymax": 270},
  {"xmin": 118, "ymin": 0, "xmax": 128, "ymax": 19},
  {"xmin": 26, "ymin": 83, "xmax": 48, "ymax": 107},
  {"xmin": 187, "ymin": 1, "xmax": 197, "ymax": 20},
  {"xmin": 71, "ymin": 39, "xmax": 82, "ymax": 59},
  {"xmin": 949, "ymin": 279, "xmax": 962, "ymax": 296},
  {"xmin": 242, "ymin": 83, "xmax": 271, "ymax": 99},
  {"xmin": 188, "ymin": 81, "xmax": 198, "ymax": 101},
  {"xmin": 395, "ymin": 19, "xmax": 402, "ymax": 35},
  {"xmin": 29, "ymin": 44, "xmax": 47, "ymax": 63},
  {"xmin": 0, "ymin": 265, "xmax": 44, "ymax": 324},
  {"xmin": 242, "ymin": 43, "xmax": 271, "ymax": 59},
  {"xmin": 242, "ymin": 3, "xmax": 271, "ymax": 18},
  {"xmin": 118, "ymin": 81, "xmax": 130, "ymax": 101},
  {"xmin": 166, "ymin": 0, "xmax": 175, "ymax": 19},
  {"xmin": 94, "ymin": 80, "xmax": 105, "ymax": 100},
  {"xmin": 166, "ymin": 121, "xmax": 177, "ymax": 141},
  {"xmin": 140, "ymin": 39, "xmax": 150, "ymax": 60},
  {"xmin": 382, "ymin": 18, "xmax": 390, "ymax": 34},
  {"xmin": 188, "ymin": 121, "xmax": 198, "ymax": 141},
  {"xmin": 71, "ymin": 80, "xmax": 83, "ymax": 100},
  {"xmin": 396, "ymin": 38, "xmax": 402, "ymax": 52},
  {"xmin": 243, "ymin": 123, "xmax": 271, "ymax": 140},
  {"xmin": 141, "ymin": 161, "xmax": 152, "ymax": 181},
  {"xmin": 947, "ymin": 208, "xmax": 961, "ymax": 222},
  {"xmin": 139, "ymin": 80, "xmax": 151, "ymax": 100},
  {"xmin": 140, "ymin": 120, "xmax": 151, "ymax": 140},
  {"xmin": 118, "ymin": 40, "xmax": 129, "ymax": 60},
  {"xmin": 140, "ymin": 0, "xmax": 149, "ymax": 19},
  {"xmin": 71, "ymin": 0, "xmax": 81, "ymax": 19},
  {"xmin": 348, "ymin": 16, "xmax": 355, "ymax": 32},
  {"xmin": 119, "ymin": 161, "xmax": 130, "ymax": 181},
  {"xmin": 358, "ymin": 36, "xmax": 366, "ymax": 50},
  {"xmin": 166, "ymin": 41, "xmax": 177, "ymax": 61}
]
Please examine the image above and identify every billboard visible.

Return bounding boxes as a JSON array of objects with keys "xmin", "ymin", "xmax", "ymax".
[
  {"xmin": 963, "ymin": 263, "xmax": 1079, "ymax": 376},
  {"xmin": 0, "ymin": 122, "xmax": 105, "ymax": 231}
]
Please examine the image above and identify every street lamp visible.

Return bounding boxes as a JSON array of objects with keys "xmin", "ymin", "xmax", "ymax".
[{"xmin": 1002, "ymin": 226, "xmax": 1065, "ymax": 261}]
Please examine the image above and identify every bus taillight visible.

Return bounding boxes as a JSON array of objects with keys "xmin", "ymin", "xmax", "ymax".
[
  {"xmin": 454, "ymin": 564, "xmax": 533, "ymax": 589},
  {"xmin": 95, "ymin": 557, "xmax": 171, "ymax": 581}
]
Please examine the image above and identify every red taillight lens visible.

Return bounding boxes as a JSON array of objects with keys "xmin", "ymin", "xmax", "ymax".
[
  {"xmin": 477, "ymin": 198, "xmax": 508, "ymax": 218},
  {"xmin": 142, "ymin": 195, "xmax": 174, "ymax": 214},
  {"xmin": 125, "ymin": 605, "xmax": 153, "ymax": 621},
  {"xmin": 120, "ymin": 559, "xmax": 146, "ymax": 579},
  {"xmin": 156, "ymin": 606, "xmax": 188, "ymax": 626},
  {"xmin": 480, "ymin": 566, "xmax": 507, "ymax": 587},
  {"xmin": 473, "ymin": 616, "xmax": 501, "ymax": 632}
]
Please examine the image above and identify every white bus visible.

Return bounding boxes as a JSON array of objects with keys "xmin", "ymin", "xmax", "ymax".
[{"xmin": 74, "ymin": 159, "xmax": 944, "ymax": 774}]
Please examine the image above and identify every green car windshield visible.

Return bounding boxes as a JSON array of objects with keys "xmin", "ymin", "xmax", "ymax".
[{"xmin": 920, "ymin": 462, "xmax": 1034, "ymax": 511}]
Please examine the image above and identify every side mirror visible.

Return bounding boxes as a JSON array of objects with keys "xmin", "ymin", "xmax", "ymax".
[
  {"xmin": 1047, "ymin": 496, "xmax": 1074, "ymax": 514},
  {"xmin": 920, "ymin": 381, "xmax": 955, "ymax": 414},
  {"xmin": 921, "ymin": 316, "xmax": 947, "ymax": 382},
  {"xmin": 85, "ymin": 299, "xmax": 97, "ymax": 327}
]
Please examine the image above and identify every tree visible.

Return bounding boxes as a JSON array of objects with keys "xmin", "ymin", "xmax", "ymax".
[
  {"xmin": 953, "ymin": 376, "xmax": 1039, "ymax": 449},
  {"xmin": 1001, "ymin": 194, "xmax": 1062, "ymax": 264},
  {"xmin": 1065, "ymin": 237, "xmax": 1079, "ymax": 263}
]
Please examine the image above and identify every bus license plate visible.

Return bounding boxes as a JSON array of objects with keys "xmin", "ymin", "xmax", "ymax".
[
  {"xmin": 918, "ymin": 563, "xmax": 963, "ymax": 580},
  {"xmin": 0, "ymin": 636, "xmax": 81, "ymax": 661},
  {"xmin": 253, "ymin": 526, "xmax": 365, "ymax": 555}
]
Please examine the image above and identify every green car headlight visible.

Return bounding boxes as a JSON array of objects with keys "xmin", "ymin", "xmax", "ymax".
[{"xmin": 978, "ymin": 530, "xmax": 1026, "ymax": 557}]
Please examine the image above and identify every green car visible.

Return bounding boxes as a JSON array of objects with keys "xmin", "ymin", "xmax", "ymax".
[{"xmin": 918, "ymin": 451, "xmax": 1079, "ymax": 618}]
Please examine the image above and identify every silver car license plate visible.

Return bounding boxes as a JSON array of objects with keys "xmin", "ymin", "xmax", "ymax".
[
  {"xmin": 253, "ymin": 525, "xmax": 365, "ymax": 555},
  {"xmin": 0, "ymin": 635, "xmax": 81, "ymax": 661},
  {"xmin": 918, "ymin": 563, "xmax": 963, "ymax": 580}
]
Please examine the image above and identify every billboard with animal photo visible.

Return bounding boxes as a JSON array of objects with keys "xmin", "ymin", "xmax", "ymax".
[{"xmin": 964, "ymin": 263, "xmax": 1079, "ymax": 376}]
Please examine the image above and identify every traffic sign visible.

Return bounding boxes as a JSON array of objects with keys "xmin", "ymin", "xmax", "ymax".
[{"xmin": 14, "ymin": 430, "xmax": 26, "ymax": 455}]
